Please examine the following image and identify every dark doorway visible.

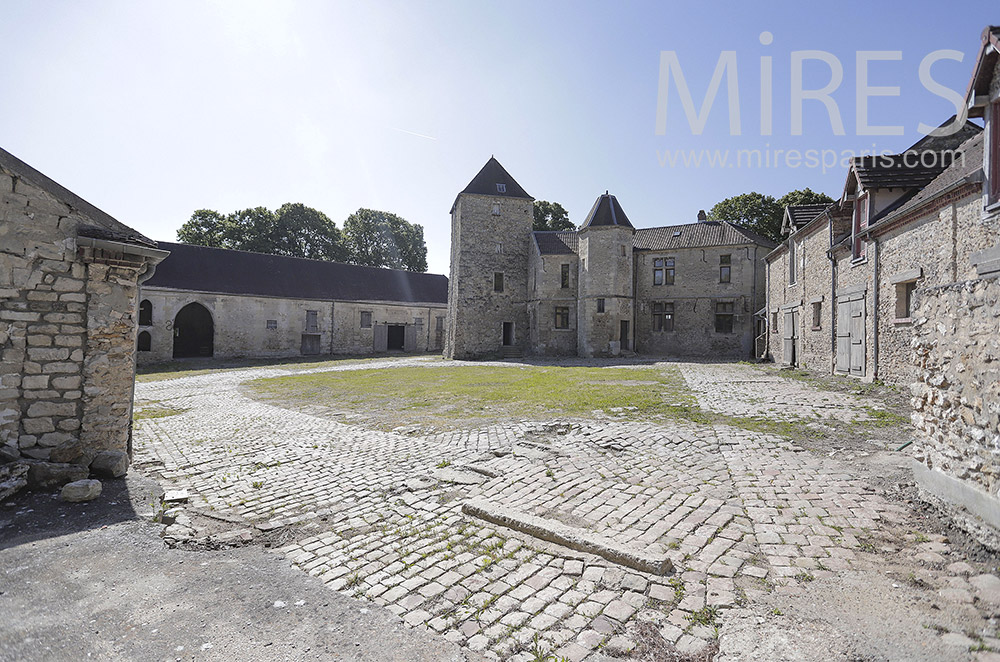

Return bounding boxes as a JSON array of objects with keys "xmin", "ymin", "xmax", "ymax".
[
  {"xmin": 137, "ymin": 331, "xmax": 151, "ymax": 352},
  {"xmin": 173, "ymin": 302, "xmax": 214, "ymax": 358},
  {"xmin": 387, "ymin": 324, "xmax": 405, "ymax": 351},
  {"xmin": 620, "ymin": 320, "xmax": 630, "ymax": 351},
  {"xmin": 502, "ymin": 322, "xmax": 514, "ymax": 346}
]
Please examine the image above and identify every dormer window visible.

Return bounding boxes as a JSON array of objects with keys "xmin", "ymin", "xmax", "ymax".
[
  {"xmin": 852, "ymin": 194, "xmax": 869, "ymax": 260},
  {"xmin": 496, "ymin": 183, "xmax": 506, "ymax": 193}
]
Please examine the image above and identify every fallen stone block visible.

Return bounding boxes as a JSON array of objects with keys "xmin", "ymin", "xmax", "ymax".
[
  {"xmin": 163, "ymin": 489, "xmax": 189, "ymax": 503},
  {"xmin": 90, "ymin": 450, "xmax": 129, "ymax": 478},
  {"xmin": 26, "ymin": 461, "xmax": 88, "ymax": 491},
  {"xmin": 462, "ymin": 498, "xmax": 673, "ymax": 575},
  {"xmin": 61, "ymin": 479, "xmax": 102, "ymax": 502},
  {"xmin": 0, "ymin": 445, "xmax": 21, "ymax": 464},
  {"xmin": 0, "ymin": 462, "xmax": 29, "ymax": 501},
  {"xmin": 48, "ymin": 439, "xmax": 92, "ymax": 465}
]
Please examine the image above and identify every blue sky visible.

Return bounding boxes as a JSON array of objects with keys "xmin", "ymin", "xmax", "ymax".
[{"xmin": 0, "ymin": 2, "xmax": 993, "ymax": 274}]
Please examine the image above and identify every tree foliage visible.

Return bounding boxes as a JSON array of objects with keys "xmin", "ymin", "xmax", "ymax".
[
  {"xmin": 176, "ymin": 204, "xmax": 426, "ymax": 271},
  {"xmin": 707, "ymin": 188, "xmax": 834, "ymax": 243},
  {"xmin": 343, "ymin": 209, "xmax": 428, "ymax": 272},
  {"xmin": 533, "ymin": 200, "xmax": 574, "ymax": 231}
]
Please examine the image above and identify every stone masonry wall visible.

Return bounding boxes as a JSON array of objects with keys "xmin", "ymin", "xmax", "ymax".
[
  {"xmin": 911, "ymin": 276, "xmax": 1000, "ymax": 513},
  {"xmin": 528, "ymin": 252, "xmax": 578, "ymax": 356},
  {"xmin": 1, "ymin": 168, "xmax": 144, "ymax": 464},
  {"xmin": 577, "ymin": 226, "xmax": 634, "ymax": 357}
]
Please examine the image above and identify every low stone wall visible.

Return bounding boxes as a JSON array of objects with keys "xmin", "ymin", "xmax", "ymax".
[{"xmin": 911, "ymin": 275, "xmax": 1000, "ymax": 535}]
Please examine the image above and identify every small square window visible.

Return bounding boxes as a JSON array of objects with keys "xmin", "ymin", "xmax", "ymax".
[
  {"xmin": 811, "ymin": 302, "xmax": 822, "ymax": 329},
  {"xmin": 895, "ymin": 281, "xmax": 917, "ymax": 320},
  {"xmin": 494, "ymin": 272, "xmax": 504, "ymax": 293},
  {"xmin": 560, "ymin": 263, "xmax": 570, "ymax": 288},
  {"xmin": 597, "ymin": 298, "xmax": 605, "ymax": 313},
  {"xmin": 554, "ymin": 306, "xmax": 569, "ymax": 329},
  {"xmin": 360, "ymin": 311, "xmax": 372, "ymax": 328},
  {"xmin": 266, "ymin": 319, "xmax": 277, "ymax": 330},
  {"xmin": 496, "ymin": 183, "xmax": 506, "ymax": 193}
]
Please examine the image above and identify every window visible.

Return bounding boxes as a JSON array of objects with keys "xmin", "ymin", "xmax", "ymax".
[
  {"xmin": 494, "ymin": 272, "xmax": 504, "ymax": 292},
  {"xmin": 852, "ymin": 194, "xmax": 869, "ymax": 260},
  {"xmin": 560, "ymin": 263, "xmax": 570, "ymax": 288},
  {"xmin": 811, "ymin": 302, "xmax": 822, "ymax": 330},
  {"xmin": 305, "ymin": 310, "xmax": 319, "ymax": 332},
  {"xmin": 720, "ymin": 254, "xmax": 731, "ymax": 283},
  {"xmin": 266, "ymin": 319, "xmax": 277, "ymax": 330},
  {"xmin": 360, "ymin": 311, "xmax": 372, "ymax": 328},
  {"xmin": 895, "ymin": 281, "xmax": 917, "ymax": 320},
  {"xmin": 138, "ymin": 300, "xmax": 152, "ymax": 326},
  {"xmin": 597, "ymin": 298, "xmax": 605, "ymax": 313},
  {"xmin": 620, "ymin": 245, "xmax": 626, "ymax": 257},
  {"xmin": 492, "ymin": 203, "xmax": 501, "ymax": 215},
  {"xmin": 653, "ymin": 257, "xmax": 674, "ymax": 285},
  {"xmin": 771, "ymin": 311, "xmax": 778, "ymax": 332},
  {"xmin": 496, "ymin": 183, "xmax": 506, "ymax": 193},
  {"xmin": 137, "ymin": 331, "xmax": 151, "ymax": 352},
  {"xmin": 496, "ymin": 242, "xmax": 503, "ymax": 254},
  {"xmin": 435, "ymin": 316, "xmax": 444, "ymax": 331},
  {"xmin": 715, "ymin": 302, "xmax": 734, "ymax": 334},
  {"xmin": 788, "ymin": 239, "xmax": 797, "ymax": 284},
  {"xmin": 554, "ymin": 306, "xmax": 569, "ymax": 329},
  {"xmin": 652, "ymin": 302, "xmax": 674, "ymax": 332}
]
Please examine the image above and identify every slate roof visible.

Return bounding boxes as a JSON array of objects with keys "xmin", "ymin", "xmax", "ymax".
[
  {"xmin": 0, "ymin": 146, "xmax": 155, "ymax": 247},
  {"xmin": 533, "ymin": 232, "xmax": 579, "ymax": 255},
  {"xmin": 145, "ymin": 242, "xmax": 449, "ymax": 304},
  {"xmin": 459, "ymin": 157, "xmax": 532, "ymax": 200},
  {"xmin": 869, "ymin": 131, "xmax": 984, "ymax": 233},
  {"xmin": 634, "ymin": 221, "xmax": 776, "ymax": 251},
  {"xmin": 785, "ymin": 204, "xmax": 831, "ymax": 230},
  {"xmin": 965, "ymin": 26, "xmax": 1000, "ymax": 118},
  {"xmin": 581, "ymin": 193, "xmax": 634, "ymax": 228}
]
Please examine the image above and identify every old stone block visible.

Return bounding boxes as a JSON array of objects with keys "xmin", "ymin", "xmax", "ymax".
[
  {"xmin": 26, "ymin": 461, "xmax": 87, "ymax": 491},
  {"xmin": 0, "ymin": 310, "xmax": 41, "ymax": 322},
  {"xmin": 58, "ymin": 292, "xmax": 86, "ymax": 303},
  {"xmin": 26, "ymin": 401, "xmax": 75, "ymax": 417},
  {"xmin": 18, "ymin": 435, "xmax": 37, "ymax": 449},
  {"xmin": 51, "ymin": 278, "xmax": 83, "ymax": 293},
  {"xmin": 0, "ymin": 461, "xmax": 28, "ymax": 501},
  {"xmin": 21, "ymin": 375, "xmax": 49, "ymax": 390},
  {"xmin": 48, "ymin": 439, "xmax": 89, "ymax": 464},
  {"xmin": 90, "ymin": 450, "xmax": 128, "ymax": 478},
  {"xmin": 26, "ymin": 334, "xmax": 53, "ymax": 347},
  {"xmin": 43, "ymin": 312, "xmax": 82, "ymax": 323},
  {"xmin": 54, "ymin": 335, "xmax": 83, "ymax": 347},
  {"xmin": 27, "ymin": 347, "xmax": 69, "ymax": 362},
  {"xmin": 38, "ymin": 431, "xmax": 74, "ymax": 448},
  {"xmin": 61, "ymin": 478, "xmax": 102, "ymax": 502},
  {"xmin": 56, "ymin": 418, "xmax": 80, "ymax": 432},
  {"xmin": 42, "ymin": 362, "xmax": 80, "ymax": 374},
  {"xmin": 25, "ymin": 291, "xmax": 58, "ymax": 302},
  {"xmin": 51, "ymin": 375, "xmax": 81, "ymax": 390},
  {"xmin": 22, "ymin": 389, "xmax": 59, "ymax": 400},
  {"xmin": 21, "ymin": 417, "xmax": 54, "ymax": 435}
]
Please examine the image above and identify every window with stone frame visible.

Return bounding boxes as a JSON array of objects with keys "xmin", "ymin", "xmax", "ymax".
[
  {"xmin": 138, "ymin": 299, "xmax": 152, "ymax": 326},
  {"xmin": 895, "ymin": 281, "xmax": 917, "ymax": 321},
  {"xmin": 494, "ymin": 272, "xmax": 504, "ymax": 292},
  {"xmin": 597, "ymin": 298, "xmax": 605, "ymax": 313},
  {"xmin": 560, "ymin": 263, "xmax": 570, "ymax": 288},
  {"xmin": 715, "ymin": 301, "xmax": 735, "ymax": 333},
  {"xmin": 811, "ymin": 301, "xmax": 822, "ymax": 330},
  {"xmin": 652, "ymin": 301, "xmax": 674, "ymax": 332},
  {"xmin": 788, "ymin": 239, "xmax": 797, "ymax": 284},
  {"xmin": 653, "ymin": 257, "xmax": 675, "ymax": 285},
  {"xmin": 852, "ymin": 194, "xmax": 869, "ymax": 260},
  {"xmin": 554, "ymin": 306, "xmax": 570, "ymax": 329},
  {"xmin": 360, "ymin": 311, "xmax": 372, "ymax": 328},
  {"xmin": 720, "ymin": 254, "xmax": 731, "ymax": 283}
]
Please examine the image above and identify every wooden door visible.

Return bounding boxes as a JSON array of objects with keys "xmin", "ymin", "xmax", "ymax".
[
  {"xmin": 782, "ymin": 310, "xmax": 796, "ymax": 366},
  {"xmin": 374, "ymin": 323, "xmax": 388, "ymax": 352},
  {"xmin": 403, "ymin": 324, "xmax": 416, "ymax": 352},
  {"xmin": 849, "ymin": 298, "xmax": 866, "ymax": 376},
  {"xmin": 835, "ymin": 298, "xmax": 851, "ymax": 373}
]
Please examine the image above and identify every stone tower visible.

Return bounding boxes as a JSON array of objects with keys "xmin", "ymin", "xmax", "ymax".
[
  {"xmin": 445, "ymin": 157, "xmax": 534, "ymax": 359},
  {"xmin": 576, "ymin": 193, "xmax": 635, "ymax": 357}
]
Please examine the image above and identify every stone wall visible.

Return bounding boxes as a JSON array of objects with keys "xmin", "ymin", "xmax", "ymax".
[
  {"xmin": 634, "ymin": 243, "xmax": 762, "ymax": 358},
  {"xmin": 911, "ymin": 274, "xmax": 1000, "ymax": 533},
  {"xmin": 577, "ymin": 226, "xmax": 634, "ymax": 356},
  {"xmin": 1, "ymin": 167, "xmax": 149, "ymax": 470},
  {"xmin": 446, "ymin": 194, "xmax": 533, "ymax": 359},
  {"xmin": 528, "ymin": 252, "xmax": 578, "ymax": 356},
  {"xmin": 137, "ymin": 289, "xmax": 445, "ymax": 363}
]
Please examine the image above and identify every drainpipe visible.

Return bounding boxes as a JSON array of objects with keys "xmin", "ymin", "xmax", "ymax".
[
  {"xmin": 828, "ymin": 213, "xmax": 836, "ymax": 374},
  {"xmin": 872, "ymin": 235, "xmax": 880, "ymax": 381}
]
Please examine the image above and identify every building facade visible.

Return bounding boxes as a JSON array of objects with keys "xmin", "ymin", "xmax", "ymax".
[
  {"xmin": 139, "ymin": 242, "xmax": 449, "ymax": 364},
  {"xmin": 0, "ymin": 146, "xmax": 167, "ymax": 480},
  {"xmin": 446, "ymin": 158, "xmax": 775, "ymax": 360}
]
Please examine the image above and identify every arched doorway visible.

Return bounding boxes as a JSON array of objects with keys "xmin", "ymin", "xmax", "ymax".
[{"xmin": 173, "ymin": 302, "xmax": 214, "ymax": 358}]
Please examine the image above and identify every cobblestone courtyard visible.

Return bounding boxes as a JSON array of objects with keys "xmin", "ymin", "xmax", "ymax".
[{"xmin": 133, "ymin": 358, "xmax": 1000, "ymax": 661}]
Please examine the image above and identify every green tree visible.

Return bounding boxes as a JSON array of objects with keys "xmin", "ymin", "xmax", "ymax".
[
  {"xmin": 533, "ymin": 200, "xmax": 573, "ymax": 231},
  {"xmin": 707, "ymin": 188, "xmax": 835, "ymax": 243},
  {"xmin": 343, "ymin": 208, "xmax": 428, "ymax": 272},
  {"xmin": 176, "ymin": 209, "xmax": 231, "ymax": 247},
  {"xmin": 274, "ymin": 203, "xmax": 349, "ymax": 262},
  {"xmin": 778, "ymin": 188, "xmax": 835, "ymax": 209}
]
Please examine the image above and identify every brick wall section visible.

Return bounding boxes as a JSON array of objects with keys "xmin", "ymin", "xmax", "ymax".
[
  {"xmin": 445, "ymin": 194, "xmax": 533, "ymax": 359},
  {"xmin": 1, "ymin": 169, "xmax": 145, "ymax": 460},
  {"xmin": 911, "ymin": 276, "xmax": 1000, "ymax": 498}
]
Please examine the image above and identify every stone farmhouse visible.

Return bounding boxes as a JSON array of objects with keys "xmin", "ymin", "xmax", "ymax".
[
  {"xmin": 0, "ymin": 147, "xmax": 168, "ymax": 486},
  {"xmin": 445, "ymin": 158, "xmax": 776, "ymax": 360},
  {"xmin": 766, "ymin": 25, "xmax": 1000, "ymax": 540},
  {"xmin": 137, "ymin": 242, "xmax": 448, "ymax": 364}
]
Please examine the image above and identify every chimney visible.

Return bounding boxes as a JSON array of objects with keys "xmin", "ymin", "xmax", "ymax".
[{"xmin": 697, "ymin": 210, "xmax": 707, "ymax": 222}]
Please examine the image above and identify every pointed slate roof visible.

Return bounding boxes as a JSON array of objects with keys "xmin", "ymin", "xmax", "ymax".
[
  {"xmin": 581, "ymin": 192, "xmax": 633, "ymax": 229},
  {"xmin": 459, "ymin": 157, "xmax": 532, "ymax": 199}
]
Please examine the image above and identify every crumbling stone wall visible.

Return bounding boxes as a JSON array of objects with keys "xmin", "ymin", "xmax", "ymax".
[
  {"xmin": 1, "ymin": 166, "xmax": 146, "ymax": 472},
  {"xmin": 911, "ymin": 274, "xmax": 1000, "ymax": 530}
]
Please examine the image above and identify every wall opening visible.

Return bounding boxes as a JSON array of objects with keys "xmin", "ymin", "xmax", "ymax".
[
  {"xmin": 173, "ymin": 302, "xmax": 214, "ymax": 358},
  {"xmin": 502, "ymin": 322, "xmax": 514, "ymax": 346},
  {"xmin": 137, "ymin": 330, "xmax": 151, "ymax": 352},
  {"xmin": 387, "ymin": 324, "xmax": 405, "ymax": 350},
  {"xmin": 138, "ymin": 299, "xmax": 152, "ymax": 326}
]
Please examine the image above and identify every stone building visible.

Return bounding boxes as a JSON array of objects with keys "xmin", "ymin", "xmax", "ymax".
[
  {"xmin": 0, "ymin": 146, "xmax": 167, "ymax": 487},
  {"xmin": 138, "ymin": 242, "xmax": 448, "ymax": 364},
  {"xmin": 446, "ymin": 158, "xmax": 775, "ymax": 359},
  {"xmin": 909, "ymin": 25, "xmax": 1000, "ymax": 540},
  {"xmin": 765, "ymin": 119, "xmax": 983, "ymax": 384}
]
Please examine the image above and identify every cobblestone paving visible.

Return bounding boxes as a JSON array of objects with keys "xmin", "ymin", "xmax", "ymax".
[{"xmin": 133, "ymin": 359, "xmax": 908, "ymax": 661}]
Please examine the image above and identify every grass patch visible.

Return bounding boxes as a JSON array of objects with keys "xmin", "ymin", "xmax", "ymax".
[
  {"xmin": 132, "ymin": 405, "xmax": 187, "ymax": 420},
  {"xmin": 247, "ymin": 364, "xmax": 696, "ymax": 430},
  {"xmin": 136, "ymin": 354, "xmax": 395, "ymax": 383}
]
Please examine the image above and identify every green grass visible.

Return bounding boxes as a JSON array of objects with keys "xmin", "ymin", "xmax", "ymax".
[
  {"xmin": 247, "ymin": 364, "xmax": 696, "ymax": 429},
  {"xmin": 132, "ymin": 405, "xmax": 187, "ymax": 420},
  {"xmin": 136, "ymin": 354, "xmax": 394, "ymax": 383}
]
